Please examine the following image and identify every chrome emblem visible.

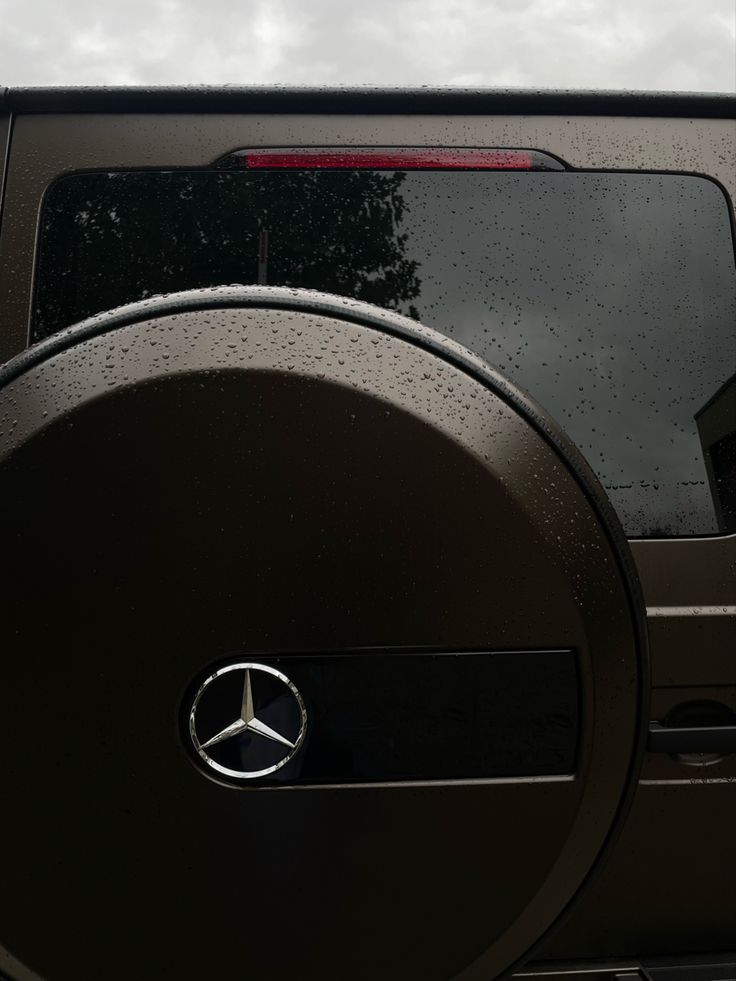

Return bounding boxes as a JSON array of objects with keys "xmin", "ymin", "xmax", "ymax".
[{"xmin": 189, "ymin": 662, "xmax": 307, "ymax": 781}]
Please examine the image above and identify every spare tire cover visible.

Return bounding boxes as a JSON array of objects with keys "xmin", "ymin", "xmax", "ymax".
[{"xmin": 0, "ymin": 288, "xmax": 647, "ymax": 981}]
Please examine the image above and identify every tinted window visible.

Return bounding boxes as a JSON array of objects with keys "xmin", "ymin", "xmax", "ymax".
[{"xmin": 34, "ymin": 169, "xmax": 736, "ymax": 537}]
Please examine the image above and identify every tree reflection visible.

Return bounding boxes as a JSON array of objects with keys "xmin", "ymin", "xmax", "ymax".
[{"xmin": 35, "ymin": 169, "xmax": 422, "ymax": 339}]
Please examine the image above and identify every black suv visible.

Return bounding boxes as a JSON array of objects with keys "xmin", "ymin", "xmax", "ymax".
[{"xmin": 0, "ymin": 88, "xmax": 734, "ymax": 981}]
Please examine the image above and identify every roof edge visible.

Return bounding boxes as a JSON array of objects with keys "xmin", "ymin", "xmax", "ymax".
[{"xmin": 3, "ymin": 86, "xmax": 736, "ymax": 117}]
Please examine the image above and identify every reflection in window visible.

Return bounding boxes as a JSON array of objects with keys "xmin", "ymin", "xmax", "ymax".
[
  {"xmin": 697, "ymin": 376, "xmax": 736, "ymax": 533},
  {"xmin": 34, "ymin": 170, "xmax": 736, "ymax": 537}
]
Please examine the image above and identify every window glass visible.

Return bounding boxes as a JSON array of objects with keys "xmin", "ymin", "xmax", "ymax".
[{"xmin": 34, "ymin": 169, "xmax": 736, "ymax": 537}]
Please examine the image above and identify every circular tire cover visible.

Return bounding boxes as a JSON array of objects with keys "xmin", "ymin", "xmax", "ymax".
[{"xmin": 0, "ymin": 288, "xmax": 647, "ymax": 981}]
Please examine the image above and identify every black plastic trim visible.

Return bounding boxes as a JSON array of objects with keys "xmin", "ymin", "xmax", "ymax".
[
  {"xmin": 0, "ymin": 112, "xmax": 11, "ymax": 237},
  {"xmin": 516, "ymin": 954, "xmax": 736, "ymax": 979},
  {"xmin": 3, "ymin": 86, "xmax": 735, "ymax": 117},
  {"xmin": 643, "ymin": 953, "xmax": 736, "ymax": 980}
]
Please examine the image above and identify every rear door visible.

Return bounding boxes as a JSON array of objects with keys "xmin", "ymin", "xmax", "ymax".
[{"xmin": 0, "ymin": 90, "xmax": 734, "ymax": 970}]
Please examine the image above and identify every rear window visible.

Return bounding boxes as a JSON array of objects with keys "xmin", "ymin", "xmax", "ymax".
[{"xmin": 34, "ymin": 165, "xmax": 736, "ymax": 538}]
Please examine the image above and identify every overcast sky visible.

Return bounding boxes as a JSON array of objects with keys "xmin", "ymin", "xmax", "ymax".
[{"xmin": 1, "ymin": 0, "xmax": 734, "ymax": 90}]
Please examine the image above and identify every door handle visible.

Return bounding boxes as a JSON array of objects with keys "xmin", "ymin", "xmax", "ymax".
[{"xmin": 648, "ymin": 721, "xmax": 736, "ymax": 754}]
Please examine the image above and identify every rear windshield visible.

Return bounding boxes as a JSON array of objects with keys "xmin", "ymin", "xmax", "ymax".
[{"xmin": 34, "ymin": 167, "xmax": 736, "ymax": 538}]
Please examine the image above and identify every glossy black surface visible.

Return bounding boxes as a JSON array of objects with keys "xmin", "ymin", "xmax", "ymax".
[{"xmin": 186, "ymin": 651, "xmax": 579, "ymax": 784}]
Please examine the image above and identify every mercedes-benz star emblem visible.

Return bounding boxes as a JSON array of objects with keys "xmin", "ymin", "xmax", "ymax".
[{"xmin": 189, "ymin": 662, "xmax": 307, "ymax": 781}]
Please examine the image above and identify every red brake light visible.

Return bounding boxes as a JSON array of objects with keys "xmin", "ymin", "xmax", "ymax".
[{"xmin": 216, "ymin": 147, "xmax": 565, "ymax": 171}]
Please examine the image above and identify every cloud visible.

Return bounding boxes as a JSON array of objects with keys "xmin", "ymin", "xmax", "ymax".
[{"xmin": 0, "ymin": 0, "xmax": 733, "ymax": 90}]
